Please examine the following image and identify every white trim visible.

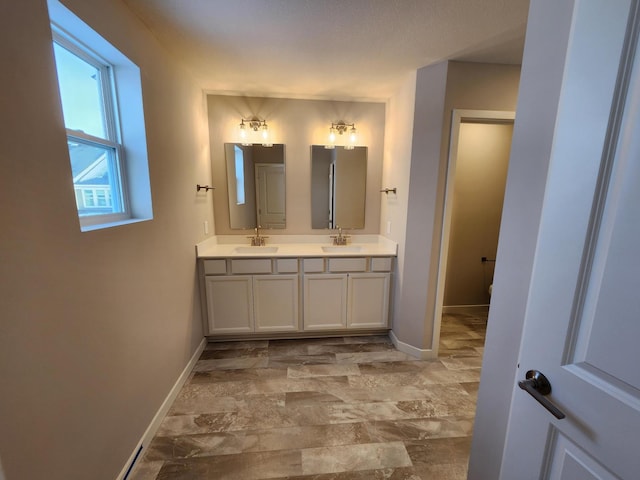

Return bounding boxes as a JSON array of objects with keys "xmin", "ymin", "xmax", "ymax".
[
  {"xmin": 116, "ymin": 337, "xmax": 207, "ymax": 480},
  {"xmin": 389, "ymin": 329, "xmax": 437, "ymax": 360}
]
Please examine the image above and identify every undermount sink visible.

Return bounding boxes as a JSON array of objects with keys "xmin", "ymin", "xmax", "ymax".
[
  {"xmin": 234, "ymin": 246, "xmax": 279, "ymax": 254},
  {"xmin": 321, "ymin": 245, "xmax": 363, "ymax": 253}
]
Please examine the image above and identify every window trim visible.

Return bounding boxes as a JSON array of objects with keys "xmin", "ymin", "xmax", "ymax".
[
  {"xmin": 48, "ymin": 0, "xmax": 154, "ymax": 232},
  {"xmin": 52, "ymin": 27, "xmax": 132, "ymax": 227}
]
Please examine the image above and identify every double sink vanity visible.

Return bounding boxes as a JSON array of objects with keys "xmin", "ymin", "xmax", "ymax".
[
  {"xmin": 200, "ymin": 139, "xmax": 395, "ymax": 340},
  {"xmin": 196, "ymin": 235, "xmax": 397, "ymax": 339}
]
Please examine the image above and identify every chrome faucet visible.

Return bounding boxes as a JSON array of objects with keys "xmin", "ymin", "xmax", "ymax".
[
  {"xmin": 330, "ymin": 226, "xmax": 350, "ymax": 246},
  {"xmin": 248, "ymin": 226, "xmax": 268, "ymax": 246}
]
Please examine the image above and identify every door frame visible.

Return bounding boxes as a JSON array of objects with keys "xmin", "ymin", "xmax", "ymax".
[{"xmin": 432, "ymin": 109, "xmax": 515, "ymax": 356}]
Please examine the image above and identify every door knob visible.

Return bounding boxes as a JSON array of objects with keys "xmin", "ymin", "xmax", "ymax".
[{"xmin": 518, "ymin": 370, "xmax": 566, "ymax": 419}]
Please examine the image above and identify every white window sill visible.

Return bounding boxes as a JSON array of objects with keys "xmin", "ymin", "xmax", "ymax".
[{"xmin": 80, "ymin": 217, "xmax": 152, "ymax": 232}]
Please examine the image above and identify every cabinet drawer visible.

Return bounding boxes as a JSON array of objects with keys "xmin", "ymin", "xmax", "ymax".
[
  {"xmin": 371, "ymin": 257, "xmax": 393, "ymax": 272},
  {"xmin": 303, "ymin": 258, "xmax": 325, "ymax": 273},
  {"xmin": 203, "ymin": 259, "xmax": 227, "ymax": 275},
  {"xmin": 231, "ymin": 259, "xmax": 272, "ymax": 274},
  {"xmin": 328, "ymin": 257, "xmax": 367, "ymax": 272},
  {"xmin": 277, "ymin": 258, "xmax": 298, "ymax": 273}
]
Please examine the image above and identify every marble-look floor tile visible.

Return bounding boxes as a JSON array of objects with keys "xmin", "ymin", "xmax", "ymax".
[
  {"xmin": 365, "ymin": 416, "xmax": 474, "ymax": 442},
  {"xmin": 327, "ymin": 402, "xmax": 417, "ymax": 423},
  {"xmin": 193, "ymin": 357, "xmax": 269, "ymax": 371},
  {"xmin": 288, "ymin": 363, "xmax": 361, "ymax": 378},
  {"xmin": 356, "ymin": 360, "xmax": 428, "ymax": 375},
  {"xmin": 156, "ymin": 449, "xmax": 302, "ymax": 480},
  {"xmin": 128, "ymin": 459, "xmax": 164, "ymax": 480},
  {"xmin": 145, "ymin": 431, "xmax": 251, "ymax": 459},
  {"xmin": 301, "ymin": 442, "xmax": 412, "ymax": 475},
  {"xmin": 347, "ymin": 370, "xmax": 441, "ymax": 389},
  {"xmin": 405, "ymin": 436, "xmax": 472, "ymax": 469},
  {"xmin": 169, "ymin": 389, "xmax": 245, "ymax": 416},
  {"xmin": 326, "ymin": 385, "xmax": 439, "ymax": 404},
  {"xmin": 285, "ymin": 391, "xmax": 345, "ymax": 406},
  {"xmin": 439, "ymin": 338, "xmax": 486, "ymax": 350},
  {"xmin": 247, "ymin": 375, "xmax": 351, "ymax": 395},
  {"xmin": 156, "ymin": 412, "xmax": 247, "ymax": 437},
  {"xmin": 307, "ymin": 342, "xmax": 396, "ymax": 355},
  {"xmin": 439, "ymin": 356, "xmax": 484, "ymax": 370},
  {"xmin": 335, "ymin": 350, "xmax": 417, "ymax": 364},
  {"xmin": 205, "ymin": 340, "xmax": 269, "ymax": 351},
  {"xmin": 413, "ymin": 462, "xmax": 468, "ymax": 480},
  {"xmin": 190, "ymin": 366, "xmax": 286, "ymax": 384},
  {"xmin": 247, "ymin": 423, "xmax": 373, "ymax": 452},
  {"xmin": 199, "ymin": 347, "xmax": 268, "ymax": 360},
  {"xmin": 146, "ymin": 422, "xmax": 373, "ymax": 461},
  {"xmin": 395, "ymin": 387, "xmax": 477, "ymax": 418},
  {"xmin": 135, "ymin": 312, "xmax": 487, "ymax": 479},
  {"xmin": 268, "ymin": 343, "xmax": 313, "ymax": 356},
  {"xmin": 268, "ymin": 354, "xmax": 337, "ymax": 368},
  {"xmin": 416, "ymin": 365, "xmax": 481, "ymax": 385},
  {"xmin": 342, "ymin": 335, "xmax": 393, "ymax": 344},
  {"xmin": 460, "ymin": 381, "xmax": 480, "ymax": 396},
  {"xmin": 438, "ymin": 347, "xmax": 481, "ymax": 357},
  {"xmin": 270, "ymin": 466, "xmax": 422, "ymax": 479}
]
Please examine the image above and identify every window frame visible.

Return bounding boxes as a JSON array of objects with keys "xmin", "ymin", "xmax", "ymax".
[{"xmin": 52, "ymin": 26, "xmax": 132, "ymax": 228}]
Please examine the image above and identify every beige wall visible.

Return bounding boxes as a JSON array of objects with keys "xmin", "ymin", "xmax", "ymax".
[
  {"xmin": 0, "ymin": 1, "xmax": 212, "ymax": 478},
  {"xmin": 444, "ymin": 122, "xmax": 513, "ymax": 306},
  {"xmin": 390, "ymin": 61, "xmax": 520, "ymax": 353},
  {"xmin": 207, "ymin": 95, "xmax": 385, "ymax": 235}
]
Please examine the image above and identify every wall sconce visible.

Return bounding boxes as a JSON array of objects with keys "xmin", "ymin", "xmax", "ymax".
[
  {"xmin": 327, "ymin": 121, "xmax": 357, "ymax": 149},
  {"xmin": 239, "ymin": 117, "xmax": 270, "ymax": 146}
]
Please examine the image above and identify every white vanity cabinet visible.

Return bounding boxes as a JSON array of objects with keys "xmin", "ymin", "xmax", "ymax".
[
  {"xmin": 205, "ymin": 275, "xmax": 254, "ymax": 334},
  {"xmin": 200, "ymin": 253, "xmax": 393, "ymax": 338},
  {"xmin": 202, "ymin": 258, "xmax": 299, "ymax": 335},
  {"xmin": 303, "ymin": 257, "xmax": 392, "ymax": 331}
]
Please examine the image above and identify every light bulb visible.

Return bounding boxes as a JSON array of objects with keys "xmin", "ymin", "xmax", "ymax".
[
  {"xmin": 329, "ymin": 128, "xmax": 336, "ymax": 143},
  {"xmin": 239, "ymin": 122, "xmax": 247, "ymax": 139},
  {"xmin": 349, "ymin": 127, "xmax": 357, "ymax": 144},
  {"xmin": 262, "ymin": 125, "xmax": 269, "ymax": 139}
]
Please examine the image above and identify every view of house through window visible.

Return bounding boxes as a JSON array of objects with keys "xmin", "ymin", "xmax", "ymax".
[{"xmin": 52, "ymin": 36, "xmax": 126, "ymax": 220}]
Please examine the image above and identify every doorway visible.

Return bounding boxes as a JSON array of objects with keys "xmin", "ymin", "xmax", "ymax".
[{"xmin": 434, "ymin": 110, "xmax": 515, "ymax": 355}]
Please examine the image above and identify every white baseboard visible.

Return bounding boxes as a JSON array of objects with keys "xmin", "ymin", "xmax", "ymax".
[
  {"xmin": 117, "ymin": 337, "xmax": 207, "ymax": 480},
  {"xmin": 389, "ymin": 330, "xmax": 437, "ymax": 360}
]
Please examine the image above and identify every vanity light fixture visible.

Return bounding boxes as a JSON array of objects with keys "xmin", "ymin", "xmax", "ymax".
[
  {"xmin": 239, "ymin": 117, "xmax": 270, "ymax": 146},
  {"xmin": 327, "ymin": 121, "xmax": 357, "ymax": 149}
]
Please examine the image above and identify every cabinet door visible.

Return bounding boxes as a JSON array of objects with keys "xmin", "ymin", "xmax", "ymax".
[
  {"xmin": 253, "ymin": 275, "xmax": 299, "ymax": 332},
  {"xmin": 347, "ymin": 273, "xmax": 390, "ymax": 329},
  {"xmin": 205, "ymin": 276, "xmax": 254, "ymax": 334},
  {"xmin": 303, "ymin": 274, "xmax": 347, "ymax": 330}
]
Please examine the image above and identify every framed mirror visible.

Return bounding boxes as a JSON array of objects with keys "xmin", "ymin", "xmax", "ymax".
[
  {"xmin": 311, "ymin": 145, "xmax": 367, "ymax": 229},
  {"xmin": 224, "ymin": 143, "xmax": 286, "ymax": 229}
]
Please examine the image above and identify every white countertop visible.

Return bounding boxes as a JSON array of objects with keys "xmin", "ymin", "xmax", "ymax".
[{"xmin": 196, "ymin": 234, "xmax": 397, "ymax": 258}]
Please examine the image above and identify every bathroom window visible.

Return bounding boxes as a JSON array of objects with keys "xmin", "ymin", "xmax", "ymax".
[
  {"xmin": 48, "ymin": 0, "xmax": 153, "ymax": 232},
  {"xmin": 52, "ymin": 34, "xmax": 128, "ymax": 224}
]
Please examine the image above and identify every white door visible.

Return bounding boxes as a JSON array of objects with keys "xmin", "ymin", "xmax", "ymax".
[
  {"xmin": 255, "ymin": 164, "xmax": 285, "ymax": 228},
  {"xmin": 501, "ymin": 1, "xmax": 640, "ymax": 478}
]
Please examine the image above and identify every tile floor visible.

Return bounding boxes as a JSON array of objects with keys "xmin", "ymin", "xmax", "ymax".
[{"xmin": 130, "ymin": 310, "xmax": 487, "ymax": 480}]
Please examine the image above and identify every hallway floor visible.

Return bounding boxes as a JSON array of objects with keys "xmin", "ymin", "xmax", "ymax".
[{"xmin": 130, "ymin": 311, "xmax": 487, "ymax": 480}]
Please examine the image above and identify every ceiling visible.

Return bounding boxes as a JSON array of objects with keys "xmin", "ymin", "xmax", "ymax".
[{"xmin": 123, "ymin": 0, "xmax": 530, "ymax": 101}]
